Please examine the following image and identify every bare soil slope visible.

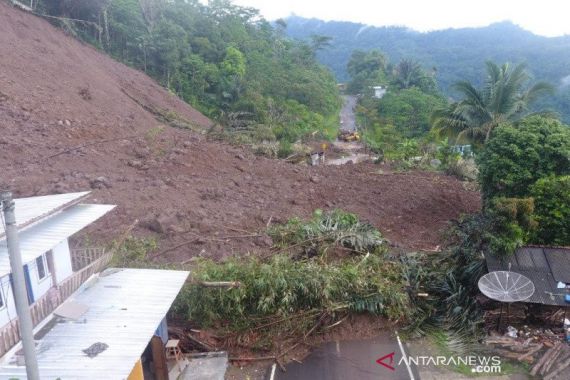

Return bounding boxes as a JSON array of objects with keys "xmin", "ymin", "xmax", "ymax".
[{"xmin": 0, "ymin": 2, "xmax": 480, "ymax": 260}]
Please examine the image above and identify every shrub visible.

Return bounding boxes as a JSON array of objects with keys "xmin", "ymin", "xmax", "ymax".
[
  {"xmin": 268, "ymin": 209, "xmax": 386, "ymax": 255},
  {"xmin": 477, "ymin": 116, "xmax": 570, "ymax": 199},
  {"xmin": 484, "ymin": 197, "xmax": 536, "ymax": 258},
  {"xmin": 173, "ymin": 253, "xmax": 410, "ymax": 335},
  {"xmin": 530, "ymin": 175, "xmax": 570, "ymax": 245}
]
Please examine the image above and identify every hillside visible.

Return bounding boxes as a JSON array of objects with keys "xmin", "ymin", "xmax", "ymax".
[
  {"xmin": 0, "ymin": 2, "xmax": 479, "ymax": 260},
  {"xmin": 285, "ymin": 17, "xmax": 570, "ymax": 121}
]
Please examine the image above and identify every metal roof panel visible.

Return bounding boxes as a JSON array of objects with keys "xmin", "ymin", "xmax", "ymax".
[{"xmin": 0, "ymin": 268, "xmax": 189, "ymax": 379}]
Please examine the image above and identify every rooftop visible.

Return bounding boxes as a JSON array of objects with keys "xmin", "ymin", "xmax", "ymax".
[
  {"xmin": 485, "ymin": 246, "xmax": 570, "ymax": 306},
  {"xmin": 0, "ymin": 191, "xmax": 91, "ymax": 239},
  {"xmin": 0, "ymin": 203, "xmax": 115, "ymax": 278},
  {"xmin": 0, "ymin": 268, "xmax": 189, "ymax": 379}
]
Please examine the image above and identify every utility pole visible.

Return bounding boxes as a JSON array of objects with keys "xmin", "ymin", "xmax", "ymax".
[{"xmin": 1, "ymin": 192, "xmax": 40, "ymax": 380}]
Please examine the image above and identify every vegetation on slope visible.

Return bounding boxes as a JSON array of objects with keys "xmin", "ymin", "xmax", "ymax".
[
  {"xmin": 285, "ymin": 16, "xmax": 570, "ymax": 122},
  {"xmin": 173, "ymin": 210, "xmax": 409, "ymax": 347},
  {"xmin": 33, "ymin": 0, "xmax": 341, "ymax": 149}
]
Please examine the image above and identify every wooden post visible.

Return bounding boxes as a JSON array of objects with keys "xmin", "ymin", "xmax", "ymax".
[{"xmin": 151, "ymin": 336, "xmax": 169, "ymax": 380}]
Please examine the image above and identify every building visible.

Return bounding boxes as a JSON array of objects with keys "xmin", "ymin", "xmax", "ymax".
[
  {"xmin": 0, "ymin": 268, "xmax": 189, "ymax": 380},
  {"xmin": 0, "ymin": 191, "xmax": 114, "ymax": 334},
  {"xmin": 372, "ymin": 86, "xmax": 386, "ymax": 99},
  {"xmin": 485, "ymin": 246, "xmax": 570, "ymax": 306},
  {"xmin": 0, "ymin": 192, "xmax": 194, "ymax": 379}
]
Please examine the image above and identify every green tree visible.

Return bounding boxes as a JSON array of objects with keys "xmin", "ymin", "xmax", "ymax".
[
  {"xmin": 530, "ymin": 176, "xmax": 570, "ymax": 245},
  {"xmin": 476, "ymin": 116, "xmax": 570, "ymax": 199},
  {"xmin": 432, "ymin": 62, "xmax": 553, "ymax": 144},
  {"xmin": 346, "ymin": 50, "xmax": 388, "ymax": 94},
  {"xmin": 377, "ymin": 88, "xmax": 446, "ymax": 137},
  {"xmin": 391, "ymin": 59, "xmax": 437, "ymax": 94}
]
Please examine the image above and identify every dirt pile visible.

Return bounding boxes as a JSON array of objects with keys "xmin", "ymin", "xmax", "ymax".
[{"xmin": 0, "ymin": 2, "xmax": 480, "ymax": 261}]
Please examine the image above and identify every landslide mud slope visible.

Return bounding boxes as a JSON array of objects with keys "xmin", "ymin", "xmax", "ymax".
[{"xmin": 0, "ymin": 2, "xmax": 480, "ymax": 260}]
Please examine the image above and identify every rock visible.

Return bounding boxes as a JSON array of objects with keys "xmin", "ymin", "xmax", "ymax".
[
  {"xmin": 145, "ymin": 212, "xmax": 179, "ymax": 234},
  {"xmin": 90, "ymin": 176, "xmax": 111, "ymax": 189},
  {"xmin": 310, "ymin": 176, "xmax": 319, "ymax": 184},
  {"xmin": 235, "ymin": 153, "xmax": 245, "ymax": 160},
  {"xmin": 255, "ymin": 235, "xmax": 273, "ymax": 247},
  {"xmin": 430, "ymin": 158, "xmax": 442, "ymax": 168},
  {"xmin": 64, "ymin": 119, "xmax": 71, "ymax": 126},
  {"xmin": 127, "ymin": 160, "xmax": 145, "ymax": 169},
  {"xmin": 133, "ymin": 147, "xmax": 150, "ymax": 159}
]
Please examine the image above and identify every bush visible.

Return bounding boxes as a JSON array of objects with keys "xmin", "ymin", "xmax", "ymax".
[
  {"xmin": 530, "ymin": 176, "xmax": 570, "ymax": 245},
  {"xmin": 484, "ymin": 197, "xmax": 536, "ymax": 258},
  {"xmin": 173, "ymin": 253, "xmax": 410, "ymax": 335},
  {"xmin": 268, "ymin": 209, "xmax": 386, "ymax": 255},
  {"xmin": 477, "ymin": 116, "xmax": 570, "ymax": 199}
]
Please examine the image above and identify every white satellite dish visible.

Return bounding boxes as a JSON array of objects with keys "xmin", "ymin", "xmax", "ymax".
[
  {"xmin": 478, "ymin": 271, "xmax": 535, "ymax": 303},
  {"xmin": 479, "ymin": 269, "xmax": 535, "ymax": 332}
]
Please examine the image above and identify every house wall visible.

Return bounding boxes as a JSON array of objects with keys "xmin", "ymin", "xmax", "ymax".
[
  {"xmin": 0, "ymin": 275, "xmax": 18, "ymax": 328},
  {"xmin": 27, "ymin": 254, "xmax": 53, "ymax": 302},
  {"xmin": 52, "ymin": 240, "xmax": 73, "ymax": 284}
]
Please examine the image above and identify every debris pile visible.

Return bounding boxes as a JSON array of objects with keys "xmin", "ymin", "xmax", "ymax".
[{"xmin": 485, "ymin": 327, "xmax": 570, "ymax": 379}]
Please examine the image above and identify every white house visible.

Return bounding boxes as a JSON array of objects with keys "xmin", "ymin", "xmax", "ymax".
[
  {"xmin": 0, "ymin": 191, "xmax": 115, "ymax": 330},
  {"xmin": 372, "ymin": 85, "xmax": 387, "ymax": 99},
  {"xmin": 0, "ymin": 191, "xmax": 195, "ymax": 379}
]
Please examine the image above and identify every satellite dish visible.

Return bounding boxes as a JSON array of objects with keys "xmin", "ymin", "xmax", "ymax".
[{"xmin": 478, "ymin": 271, "xmax": 535, "ymax": 302}]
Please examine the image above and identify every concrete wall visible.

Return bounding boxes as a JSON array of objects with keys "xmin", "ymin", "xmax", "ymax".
[{"xmin": 0, "ymin": 275, "xmax": 17, "ymax": 328}]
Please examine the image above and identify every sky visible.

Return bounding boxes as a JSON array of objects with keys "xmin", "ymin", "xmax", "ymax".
[{"xmin": 230, "ymin": 0, "xmax": 570, "ymax": 37}]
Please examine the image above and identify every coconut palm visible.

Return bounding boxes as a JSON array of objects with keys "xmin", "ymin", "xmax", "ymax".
[{"xmin": 432, "ymin": 62, "xmax": 553, "ymax": 144}]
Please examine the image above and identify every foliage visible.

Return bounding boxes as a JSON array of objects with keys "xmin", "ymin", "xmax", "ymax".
[
  {"xmin": 484, "ymin": 197, "xmax": 536, "ymax": 258},
  {"xmin": 285, "ymin": 17, "xmax": 570, "ymax": 123},
  {"xmin": 268, "ymin": 209, "xmax": 386, "ymax": 255},
  {"xmin": 391, "ymin": 59, "xmax": 438, "ymax": 94},
  {"xmin": 110, "ymin": 236, "xmax": 157, "ymax": 267},
  {"xmin": 173, "ymin": 253, "xmax": 410, "ymax": 337},
  {"xmin": 432, "ymin": 62, "xmax": 553, "ymax": 145},
  {"xmin": 530, "ymin": 176, "xmax": 570, "ymax": 245},
  {"xmin": 36, "ymin": 0, "xmax": 341, "ymax": 144},
  {"xmin": 377, "ymin": 88, "xmax": 446, "ymax": 138},
  {"xmin": 346, "ymin": 50, "xmax": 388, "ymax": 94},
  {"xmin": 477, "ymin": 116, "xmax": 570, "ymax": 199}
]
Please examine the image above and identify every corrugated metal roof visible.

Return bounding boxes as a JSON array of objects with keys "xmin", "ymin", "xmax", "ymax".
[
  {"xmin": 0, "ymin": 268, "xmax": 190, "ymax": 380},
  {"xmin": 0, "ymin": 192, "xmax": 91, "ymax": 239},
  {"xmin": 544, "ymin": 248, "xmax": 570, "ymax": 284},
  {"xmin": 485, "ymin": 247, "xmax": 570, "ymax": 306},
  {"xmin": 0, "ymin": 204, "xmax": 115, "ymax": 278}
]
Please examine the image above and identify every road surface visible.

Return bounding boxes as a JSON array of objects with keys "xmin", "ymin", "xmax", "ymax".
[
  {"xmin": 340, "ymin": 95, "xmax": 358, "ymax": 133},
  {"xmin": 274, "ymin": 332, "xmax": 419, "ymax": 380}
]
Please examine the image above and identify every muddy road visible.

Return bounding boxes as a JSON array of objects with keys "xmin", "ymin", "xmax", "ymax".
[{"xmin": 340, "ymin": 95, "xmax": 358, "ymax": 132}]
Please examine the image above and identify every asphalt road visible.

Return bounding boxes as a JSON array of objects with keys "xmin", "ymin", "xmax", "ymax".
[{"xmin": 274, "ymin": 332, "xmax": 420, "ymax": 380}]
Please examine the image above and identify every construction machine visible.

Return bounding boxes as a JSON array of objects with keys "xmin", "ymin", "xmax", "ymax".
[{"xmin": 338, "ymin": 131, "xmax": 360, "ymax": 142}]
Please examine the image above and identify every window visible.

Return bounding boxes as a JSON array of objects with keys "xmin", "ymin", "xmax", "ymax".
[{"xmin": 36, "ymin": 255, "xmax": 47, "ymax": 280}]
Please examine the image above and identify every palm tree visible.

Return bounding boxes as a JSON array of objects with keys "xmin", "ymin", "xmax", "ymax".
[
  {"xmin": 432, "ymin": 62, "xmax": 553, "ymax": 144},
  {"xmin": 392, "ymin": 59, "xmax": 424, "ymax": 89}
]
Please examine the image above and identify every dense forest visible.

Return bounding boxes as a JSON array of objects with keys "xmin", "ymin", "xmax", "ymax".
[
  {"xmin": 31, "ymin": 0, "xmax": 340, "ymax": 154},
  {"xmin": 285, "ymin": 16, "xmax": 570, "ymax": 122}
]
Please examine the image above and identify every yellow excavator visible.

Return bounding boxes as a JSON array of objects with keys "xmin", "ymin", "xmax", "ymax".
[{"xmin": 338, "ymin": 131, "xmax": 360, "ymax": 142}]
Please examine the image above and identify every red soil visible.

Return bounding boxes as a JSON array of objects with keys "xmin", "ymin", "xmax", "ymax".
[{"xmin": 0, "ymin": 2, "xmax": 480, "ymax": 261}]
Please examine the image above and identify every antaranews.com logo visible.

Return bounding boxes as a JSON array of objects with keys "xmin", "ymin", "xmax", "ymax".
[{"xmin": 376, "ymin": 352, "xmax": 502, "ymax": 374}]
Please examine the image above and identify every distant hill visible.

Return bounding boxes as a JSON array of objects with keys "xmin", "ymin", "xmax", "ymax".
[{"xmin": 285, "ymin": 17, "xmax": 570, "ymax": 121}]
